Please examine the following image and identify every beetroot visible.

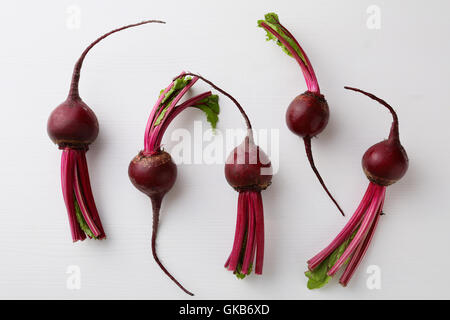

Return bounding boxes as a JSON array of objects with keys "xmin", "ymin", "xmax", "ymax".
[
  {"xmin": 172, "ymin": 73, "xmax": 273, "ymax": 278},
  {"xmin": 286, "ymin": 92, "xmax": 329, "ymax": 138},
  {"xmin": 129, "ymin": 74, "xmax": 220, "ymax": 295},
  {"xmin": 129, "ymin": 151, "xmax": 177, "ymax": 198},
  {"xmin": 224, "ymin": 134, "xmax": 272, "ymax": 277},
  {"xmin": 305, "ymin": 87, "xmax": 408, "ymax": 288},
  {"xmin": 47, "ymin": 20, "xmax": 164, "ymax": 241},
  {"xmin": 258, "ymin": 13, "xmax": 343, "ymax": 216}
]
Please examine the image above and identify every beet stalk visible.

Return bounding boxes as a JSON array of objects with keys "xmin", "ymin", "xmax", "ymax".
[
  {"xmin": 258, "ymin": 13, "xmax": 344, "ymax": 216},
  {"xmin": 305, "ymin": 87, "xmax": 408, "ymax": 288},
  {"xmin": 47, "ymin": 20, "xmax": 165, "ymax": 241},
  {"xmin": 129, "ymin": 73, "xmax": 220, "ymax": 296}
]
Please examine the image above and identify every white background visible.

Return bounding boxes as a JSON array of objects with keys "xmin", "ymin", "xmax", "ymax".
[{"xmin": 0, "ymin": 0, "xmax": 449, "ymax": 299}]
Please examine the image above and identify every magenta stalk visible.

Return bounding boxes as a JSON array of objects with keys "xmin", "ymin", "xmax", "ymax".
[
  {"xmin": 258, "ymin": 22, "xmax": 318, "ymax": 93},
  {"xmin": 305, "ymin": 88, "xmax": 408, "ymax": 289},
  {"xmin": 60, "ymin": 148, "xmax": 105, "ymax": 241}
]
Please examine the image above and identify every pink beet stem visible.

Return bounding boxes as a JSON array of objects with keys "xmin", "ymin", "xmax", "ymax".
[
  {"xmin": 68, "ymin": 20, "xmax": 165, "ymax": 99},
  {"xmin": 307, "ymin": 183, "xmax": 376, "ymax": 270},
  {"xmin": 241, "ymin": 193, "xmax": 256, "ymax": 274},
  {"xmin": 344, "ymin": 87, "xmax": 400, "ymax": 142},
  {"xmin": 327, "ymin": 185, "xmax": 385, "ymax": 276},
  {"xmin": 146, "ymin": 77, "xmax": 199, "ymax": 153},
  {"xmin": 61, "ymin": 149, "xmax": 85, "ymax": 242},
  {"xmin": 224, "ymin": 256, "xmax": 231, "ymax": 269},
  {"xmin": 152, "ymin": 91, "xmax": 212, "ymax": 150},
  {"xmin": 144, "ymin": 82, "xmax": 175, "ymax": 149},
  {"xmin": 339, "ymin": 194, "xmax": 384, "ymax": 286},
  {"xmin": 73, "ymin": 158, "xmax": 101, "ymax": 237},
  {"xmin": 144, "ymin": 71, "xmax": 186, "ymax": 149},
  {"xmin": 75, "ymin": 150, "xmax": 105, "ymax": 238},
  {"xmin": 276, "ymin": 22, "xmax": 320, "ymax": 92},
  {"xmin": 70, "ymin": 151, "xmax": 86, "ymax": 242},
  {"xmin": 247, "ymin": 193, "xmax": 259, "ymax": 273},
  {"xmin": 259, "ymin": 22, "xmax": 318, "ymax": 93},
  {"xmin": 227, "ymin": 192, "xmax": 249, "ymax": 271},
  {"xmin": 61, "ymin": 150, "xmax": 76, "ymax": 241},
  {"xmin": 225, "ymin": 192, "xmax": 244, "ymax": 269},
  {"xmin": 254, "ymin": 192, "xmax": 265, "ymax": 274}
]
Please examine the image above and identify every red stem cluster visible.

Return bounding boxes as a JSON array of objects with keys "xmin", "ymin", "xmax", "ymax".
[
  {"xmin": 61, "ymin": 148, "xmax": 105, "ymax": 241},
  {"xmin": 143, "ymin": 74, "xmax": 214, "ymax": 154},
  {"xmin": 307, "ymin": 182, "xmax": 386, "ymax": 286},
  {"xmin": 225, "ymin": 191, "xmax": 265, "ymax": 275}
]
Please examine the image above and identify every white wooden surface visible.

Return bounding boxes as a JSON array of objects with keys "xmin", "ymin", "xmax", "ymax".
[{"xmin": 0, "ymin": 0, "xmax": 449, "ymax": 299}]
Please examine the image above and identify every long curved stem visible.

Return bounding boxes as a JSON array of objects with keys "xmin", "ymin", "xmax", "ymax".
[
  {"xmin": 259, "ymin": 22, "xmax": 319, "ymax": 93},
  {"xmin": 173, "ymin": 73, "xmax": 252, "ymax": 130},
  {"xmin": 304, "ymin": 137, "xmax": 345, "ymax": 216},
  {"xmin": 344, "ymin": 87, "xmax": 399, "ymax": 142},
  {"xmin": 68, "ymin": 20, "xmax": 165, "ymax": 99},
  {"xmin": 150, "ymin": 195, "xmax": 194, "ymax": 296},
  {"xmin": 276, "ymin": 22, "xmax": 319, "ymax": 87}
]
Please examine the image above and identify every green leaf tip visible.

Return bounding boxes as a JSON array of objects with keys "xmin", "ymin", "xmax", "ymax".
[
  {"xmin": 193, "ymin": 94, "xmax": 220, "ymax": 130},
  {"xmin": 305, "ymin": 270, "xmax": 331, "ymax": 289},
  {"xmin": 257, "ymin": 12, "xmax": 308, "ymax": 66},
  {"xmin": 154, "ymin": 76, "xmax": 193, "ymax": 126},
  {"xmin": 264, "ymin": 12, "xmax": 279, "ymax": 24},
  {"xmin": 234, "ymin": 263, "xmax": 252, "ymax": 280},
  {"xmin": 74, "ymin": 198, "xmax": 97, "ymax": 239},
  {"xmin": 257, "ymin": 12, "xmax": 279, "ymax": 27},
  {"xmin": 305, "ymin": 229, "xmax": 358, "ymax": 289}
]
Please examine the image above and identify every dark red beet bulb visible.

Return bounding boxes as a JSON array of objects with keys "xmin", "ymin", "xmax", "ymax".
[
  {"xmin": 305, "ymin": 87, "xmax": 408, "ymax": 289},
  {"xmin": 225, "ymin": 135, "xmax": 272, "ymax": 192},
  {"xmin": 286, "ymin": 91, "xmax": 329, "ymax": 138},
  {"xmin": 48, "ymin": 98, "xmax": 99, "ymax": 148},
  {"xmin": 47, "ymin": 20, "xmax": 164, "ymax": 242},
  {"xmin": 361, "ymin": 120, "xmax": 408, "ymax": 187},
  {"xmin": 129, "ymin": 151, "xmax": 177, "ymax": 198},
  {"xmin": 363, "ymin": 140, "xmax": 409, "ymax": 186},
  {"xmin": 258, "ymin": 13, "xmax": 343, "ymax": 216}
]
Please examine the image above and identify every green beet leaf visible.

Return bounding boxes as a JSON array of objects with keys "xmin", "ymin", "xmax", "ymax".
[
  {"xmin": 305, "ymin": 229, "xmax": 358, "ymax": 289},
  {"xmin": 154, "ymin": 76, "xmax": 192, "ymax": 126},
  {"xmin": 74, "ymin": 198, "xmax": 97, "ymax": 239},
  {"xmin": 257, "ymin": 12, "xmax": 308, "ymax": 66},
  {"xmin": 193, "ymin": 94, "xmax": 220, "ymax": 130}
]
